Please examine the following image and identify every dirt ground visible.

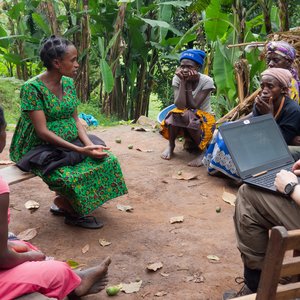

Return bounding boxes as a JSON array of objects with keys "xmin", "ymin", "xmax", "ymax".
[{"xmin": 2, "ymin": 125, "xmax": 244, "ymax": 300}]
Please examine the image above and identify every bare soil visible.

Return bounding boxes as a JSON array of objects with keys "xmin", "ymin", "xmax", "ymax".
[{"xmin": 2, "ymin": 125, "xmax": 243, "ymax": 300}]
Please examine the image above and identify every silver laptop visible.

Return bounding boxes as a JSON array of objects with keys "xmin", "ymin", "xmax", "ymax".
[{"xmin": 219, "ymin": 114, "xmax": 297, "ymax": 192}]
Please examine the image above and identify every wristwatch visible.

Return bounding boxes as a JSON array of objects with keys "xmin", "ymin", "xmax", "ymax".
[{"xmin": 284, "ymin": 182, "xmax": 298, "ymax": 196}]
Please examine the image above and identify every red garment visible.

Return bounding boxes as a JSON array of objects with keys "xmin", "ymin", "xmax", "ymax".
[
  {"xmin": 0, "ymin": 176, "xmax": 81, "ymax": 299},
  {"xmin": 0, "ymin": 259, "xmax": 81, "ymax": 299}
]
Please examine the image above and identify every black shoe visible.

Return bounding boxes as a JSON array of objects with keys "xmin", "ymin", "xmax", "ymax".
[{"xmin": 222, "ymin": 278, "xmax": 254, "ymax": 300}]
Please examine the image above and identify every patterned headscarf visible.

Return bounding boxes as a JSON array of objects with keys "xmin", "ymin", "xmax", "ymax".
[{"xmin": 266, "ymin": 41, "xmax": 299, "ymax": 81}]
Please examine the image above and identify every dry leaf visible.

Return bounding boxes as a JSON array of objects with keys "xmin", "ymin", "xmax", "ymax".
[
  {"xmin": 81, "ymin": 244, "xmax": 89, "ymax": 254},
  {"xmin": 121, "ymin": 280, "xmax": 142, "ymax": 294},
  {"xmin": 207, "ymin": 255, "xmax": 220, "ymax": 261},
  {"xmin": 24, "ymin": 200, "xmax": 40, "ymax": 210},
  {"xmin": 136, "ymin": 148, "xmax": 154, "ymax": 152},
  {"xmin": 117, "ymin": 204, "xmax": 134, "ymax": 212},
  {"xmin": 222, "ymin": 191, "xmax": 236, "ymax": 206},
  {"xmin": 17, "ymin": 228, "xmax": 37, "ymax": 241},
  {"xmin": 147, "ymin": 262, "xmax": 163, "ymax": 271},
  {"xmin": 99, "ymin": 239, "xmax": 111, "ymax": 247},
  {"xmin": 0, "ymin": 160, "xmax": 13, "ymax": 165},
  {"xmin": 160, "ymin": 272, "xmax": 169, "ymax": 277},
  {"xmin": 169, "ymin": 216, "xmax": 184, "ymax": 224},
  {"xmin": 155, "ymin": 291, "xmax": 168, "ymax": 297},
  {"xmin": 172, "ymin": 171, "xmax": 198, "ymax": 180}
]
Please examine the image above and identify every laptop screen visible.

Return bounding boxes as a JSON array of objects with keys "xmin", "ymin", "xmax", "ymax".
[{"xmin": 219, "ymin": 115, "xmax": 294, "ymax": 178}]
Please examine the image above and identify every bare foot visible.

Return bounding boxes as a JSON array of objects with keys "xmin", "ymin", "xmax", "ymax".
[
  {"xmin": 74, "ymin": 257, "xmax": 111, "ymax": 297},
  {"xmin": 188, "ymin": 154, "xmax": 204, "ymax": 167},
  {"xmin": 161, "ymin": 145, "xmax": 175, "ymax": 160}
]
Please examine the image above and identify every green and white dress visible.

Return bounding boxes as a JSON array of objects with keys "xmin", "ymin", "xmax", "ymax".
[{"xmin": 10, "ymin": 76, "xmax": 127, "ymax": 215}]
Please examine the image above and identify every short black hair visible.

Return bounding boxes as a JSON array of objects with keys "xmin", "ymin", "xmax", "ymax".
[
  {"xmin": 0, "ymin": 106, "xmax": 6, "ymax": 130},
  {"xmin": 40, "ymin": 35, "xmax": 73, "ymax": 69}
]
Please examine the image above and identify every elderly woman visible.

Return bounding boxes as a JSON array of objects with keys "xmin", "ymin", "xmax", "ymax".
[
  {"xmin": 266, "ymin": 41, "xmax": 299, "ymax": 102},
  {"xmin": 203, "ymin": 68, "xmax": 300, "ymax": 180},
  {"xmin": 160, "ymin": 49, "xmax": 216, "ymax": 167},
  {"xmin": 10, "ymin": 36, "xmax": 127, "ymax": 229}
]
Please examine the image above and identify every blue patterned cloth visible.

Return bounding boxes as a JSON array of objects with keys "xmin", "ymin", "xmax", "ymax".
[
  {"xmin": 202, "ymin": 128, "xmax": 239, "ymax": 180},
  {"xmin": 78, "ymin": 113, "xmax": 99, "ymax": 126}
]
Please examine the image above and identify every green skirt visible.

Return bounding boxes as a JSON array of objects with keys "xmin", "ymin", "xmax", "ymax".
[{"xmin": 34, "ymin": 153, "xmax": 127, "ymax": 215}]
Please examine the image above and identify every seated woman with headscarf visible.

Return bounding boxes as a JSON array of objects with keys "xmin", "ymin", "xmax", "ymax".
[
  {"xmin": 160, "ymin": 49, "xmax": 216, "ymax": 167},
  {"xmin": 266, "ymin": 41, "xmax": 299, "ymax": 102},
  {"xmin": 203, "ymin": 68, "xmax": 300, "ymax": 179}
]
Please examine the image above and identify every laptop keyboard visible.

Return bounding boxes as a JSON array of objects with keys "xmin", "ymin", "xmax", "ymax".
[{"xmin": 250, "ymin": 165, "xmax": 293, "ymax": 188}]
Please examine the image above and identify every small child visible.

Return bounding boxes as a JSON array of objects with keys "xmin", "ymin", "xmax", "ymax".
[
  {"xmin": 0, "ymin": 106, "xmax": 111, "ymax": 299},
  {"xmin": 160, "ymin": 49, "xmax": 216, "ymax": 167}
]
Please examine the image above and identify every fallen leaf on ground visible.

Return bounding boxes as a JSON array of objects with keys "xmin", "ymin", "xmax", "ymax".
[
  {"xmin": 0, "ymin": 160, "xmax": 13, "ymax": 165},
  {"xmin": 117, "ymin": 204, "xmax": 134, "ymax": 212},
  {"xmin": 132, "ymin": 127, "xmax": 150, "ymax": 132},
  {"xmin": 169, "ymin": 216, "xmax": 184, "ymax": 224},
  {"xmin": 207, "ymin": 255, "xmax": 220, "ymax": 261},
  {"xmin": 121, "ymin": 280, "xmax": 142, "ymax": 293},
  {"xmin": 155, "ymin": 291, "xmax": 168, "ymax": 297},
  {"xmin": 66, "ymin": 259, "xmax": 79, "ymax": 269},
  {"xmin": 222, "ymin": 191, "xmax": 236, "ymax": 206},
  {"xmin": 99, "ymin": 239, "xmax": 112, "ymax": 247},
  {"xmin": 161, "ymin": 180, "xmax": 168, "ymax": 184},
  {"xmin": 136, "ymin": 148, "xmax": 154, "ymax": 152},
  {"xmin": 147, "ymin": 262, "xmax": 163, "ymax": 271},
  {"xmin": 160, "ymin": 272, "xmax": 169, "ymax": 277},
  {"xmin": 17, "ymin": 228, "xmax": 37, "ymax": 241},
  {"xmin": 172, "ymin": 171, "xmax": 198, "ymax": 180},
  {"xmin": 24, "ymin": 200, "xmax": 40, "ymax": 210},
  {"xmin": 81, "ymin": 244, "xmax": 89, "ymax": 254}
]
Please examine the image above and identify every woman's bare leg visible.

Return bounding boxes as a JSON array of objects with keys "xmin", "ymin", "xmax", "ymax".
[{"xmin": 161, "ymin": 125, "xmax": 180, "ymax": 160}]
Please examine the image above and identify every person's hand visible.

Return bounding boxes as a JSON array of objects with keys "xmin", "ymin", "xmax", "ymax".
[
  {"xmin": 175, "ymin": 67, "xmax": 185, "ymax": 80},
  {"xmin": 254, "ymin": 94, "xmax": 274, "ymax": 115},
  {"xmin": 291, "ymin": 136, "xmax": 300, "ymax": 146},
  {"xmin": 186, "ymin": 69, "xmax": 199, "ymax": 82},
  {"xmin": 24, "ymin": 250, "xmax": 46, "ymax": 262},
  {"xmin": 8, "ymin": 241, "xmax": 32, "ymax": 253},
  {"xmin": 80, "ymin": 145, "xmax": 110, "ymax": 159},
  {"xmin": 274, "ymin": 169, "xmax": 298, "ymax": 193},
  {"xmin": 292, "ymin": 160, "xmax": 300, "ymax": 176}
]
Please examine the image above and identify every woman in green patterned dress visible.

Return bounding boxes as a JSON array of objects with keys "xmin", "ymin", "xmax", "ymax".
[{"xmin": 10, "ymin": 36, "xmax": 127, "ymax": 229}]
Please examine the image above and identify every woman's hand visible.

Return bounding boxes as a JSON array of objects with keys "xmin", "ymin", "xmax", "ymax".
[
  {"xmin": 186, "ymin": 69, "xmax": 199, "ymax": 82},
  {"xmin": 7, "ymin": 241, "xmax": 46, "ymax": 262},
  {"xmin": 175, "ymin": 67, "xmax": 185, "ymax": 80},
  {"xmin": 274, "ymin": 169, "xmax": 298, "ymax": 193},
  {"xmin": 79, "ymin": 145, "xmax": 110, "ymax": 159},
  {"xmin": 254, "ymin": 94, "xmax": 274, "ymax": 115}
]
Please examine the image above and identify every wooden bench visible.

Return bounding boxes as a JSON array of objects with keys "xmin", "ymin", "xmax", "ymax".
[
  {"xmin": 0, "ymin": 165, "xmax": 35, "ymax": 185},
  {"xmin": 235, "ymin": 226, "xmax": 300, "ymax": 300}
]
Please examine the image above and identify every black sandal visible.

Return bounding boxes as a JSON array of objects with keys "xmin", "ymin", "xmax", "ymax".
[
  {"xmin": 50, "ymin": 204, "xmax": 66, "ymax": 216},
  {"xmin": 64, "ymin": 215, "xmax": 104, "ymax": 229}
]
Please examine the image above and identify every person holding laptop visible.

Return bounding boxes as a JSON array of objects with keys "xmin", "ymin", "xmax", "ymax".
[{"xmin": 222, "ymin": 160, "xmax": 300, "ymax": 299}]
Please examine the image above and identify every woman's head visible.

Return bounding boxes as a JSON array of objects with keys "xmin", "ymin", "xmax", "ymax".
[
  {"xmin": 40, "ymin": 35, "xmax": 79, "ymax": 77},
  {"xmin": 266, "ymin": 41, "xmax": 296, "ymax": 70},
  {"xmin": 260, "ymin": 68, "xmax": 293, "ymax": 101},
  {"xmin": 179, "ymin": 49, "xmax": 206, "ymax": 70},
  {"xmin": 0, "ymin": 107, "xmax": 7, "ymax": 153}
]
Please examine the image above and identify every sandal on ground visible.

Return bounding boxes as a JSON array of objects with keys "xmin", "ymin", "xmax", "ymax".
[
  {"xmin": 64, "ymin": 215, "xmax": 104, "ymax": 229},
  {"xmin": 50, "ymin": 204, "xmax": 66, "ymax": 216}
]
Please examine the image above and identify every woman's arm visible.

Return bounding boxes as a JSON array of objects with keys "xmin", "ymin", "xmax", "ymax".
[
  {"xmin": 0, "ymin": 193, "xmax": 45, "ymax": 269},
  {"xmin": 174, "ymin": 69, "xmax": 188, "ymax": 109},
  {"xmin": 28, "ymin": 110, "xmax": 108, "ymax": 158},
  {"xmin": 73, "ymin": 110, "xmax": 93, "ymax": 146},
  {"xmin": 186, "ymin": 88, "xmax": 213, "ymax": 109}
]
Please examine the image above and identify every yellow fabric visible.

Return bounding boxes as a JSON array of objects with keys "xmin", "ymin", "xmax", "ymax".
[
  {"xmin": 160, "ymin": 108, "xmax": 216, "ymax": 151},
  {"xmin": 290, "ymin": 78, "xmax": 300, "ymax": 103}
]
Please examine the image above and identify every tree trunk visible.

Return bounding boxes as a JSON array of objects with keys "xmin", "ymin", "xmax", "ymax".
[
  {"xmin": 75, "ymin": 0, "xmax": 90, "ymax": 103},
  {"xmin": 40, "ymin": 1, "xmax": 60, "ymax": 35},
  {"xmin": 103, "ymin": 3, "xmax": 127, "ymax": 117},
  {"xmin": 278, "ymin": 0, "xmax": 289, "ymax": 32},
  {"xmin": 259, "ymin": 0, "xmax": 273, "ymax": 34}
]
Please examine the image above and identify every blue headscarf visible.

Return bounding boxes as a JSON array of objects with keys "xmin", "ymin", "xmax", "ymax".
[{"xmin": 179, "ymin": 49, "xmax": 206, "ymax": 67}]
